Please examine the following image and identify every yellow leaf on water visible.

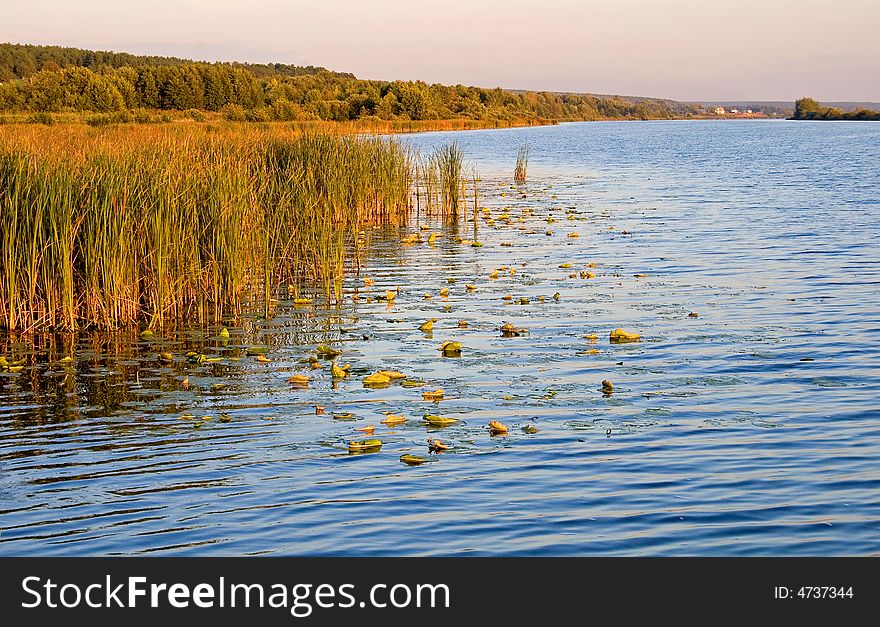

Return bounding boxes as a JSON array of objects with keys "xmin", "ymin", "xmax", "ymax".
[
  {"xmin": 317, "ymin": 344, "xmax": 342, "ymax": 358},
  {"xmin": 419, "ymin": 318, "xmax": 438, "ymax": 332},
  {"xmin": 349, "ymin": 439, "xmax": 382, "ymax": 453},
  {"xmin": 422, "ymin": 389, "xmax": 445, "ymax": 401},
  {"xmin": 378, "ymin": 370, "xmax": 407, "ymax": 380},
  {"xmin": 363, "ymin": 372, "xmax": 392, "ymax": 387},
  {"xmin": 610, "ymin": 328, "xmax": 641, "ymax": 343},
  {"xmin": 381, "ymin": 413, "xmax": 406, "ymax": 426},
  {"xmin": 400, "ymin": 454, "xmax": 428, "ymax": 466},
  {"xmin": 424, "ymin": 414, "xmax": 458, "ymax": 426},
  {"xmin": 489, "ymin": 420, "xmax": 509, "ymax": 435},
  {"xmin": 428, "ymin": 438, "xmax": 450, "ymax": 452},
  {"xmin": 438, "ymin": 341, "xmax": 462, "ymax": 356},
  {"xmin": 331, "ymin": 362, "xmax": 349, "ymax": 379}
]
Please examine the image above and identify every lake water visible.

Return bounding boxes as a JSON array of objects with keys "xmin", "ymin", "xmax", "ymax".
[{"xmin": 1, "ymin": 120, "xmax": 878, "ymax": 556}]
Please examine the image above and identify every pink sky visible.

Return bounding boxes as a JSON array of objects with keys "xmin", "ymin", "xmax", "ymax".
[{"xmin": 3, "ymin": 0, "xmax": 878, "ymax": 101}]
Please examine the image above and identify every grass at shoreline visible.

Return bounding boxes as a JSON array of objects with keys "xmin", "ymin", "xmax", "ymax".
[{"xmin": 0, "ymin": 110, "xmax": 559, "ymax": 133}]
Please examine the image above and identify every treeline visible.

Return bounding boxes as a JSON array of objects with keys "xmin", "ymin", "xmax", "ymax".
[
  {"xmin": 0, "ymin": 42, "xmax": 349, "ymax": 82},
  {"xmin": 0, "ymin": 43, "xmax": 696, "ymax": 123},
  {"xmin": 793, "ymin": 97, "xmax": 880, "ymax": 121}
]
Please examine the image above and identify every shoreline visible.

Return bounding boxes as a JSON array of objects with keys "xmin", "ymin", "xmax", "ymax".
[{"xmin": 0, "ymin": 113, "xmax": 787, "ymax": 139}]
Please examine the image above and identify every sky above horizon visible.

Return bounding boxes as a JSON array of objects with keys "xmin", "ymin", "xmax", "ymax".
[{"xmin": 3, "ymin": 0, "xmax": 878, "ymax": 102}]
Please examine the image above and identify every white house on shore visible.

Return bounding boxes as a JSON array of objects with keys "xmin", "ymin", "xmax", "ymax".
[{"xmin": 714, "ymin": 106, "xmax": 726, "ymax": 115}]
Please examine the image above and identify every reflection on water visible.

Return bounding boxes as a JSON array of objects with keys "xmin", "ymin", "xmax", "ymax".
[{"xmin": 2, "ymin": 120, "xmax": 879, "ymax": 555}]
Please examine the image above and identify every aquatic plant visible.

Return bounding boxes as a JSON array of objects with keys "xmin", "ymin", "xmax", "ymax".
[
  {"xmin": 0, "ymin": 124, "xmax": 414, "ymax": 332},
  {"xmin": 514, "ymin": 143, "xmax": 530, "ymax": 183}
]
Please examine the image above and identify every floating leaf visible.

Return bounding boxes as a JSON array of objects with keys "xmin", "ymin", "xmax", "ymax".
[
  {"xmin": 489, "ymin": 420, "xmax": 509, "ymax": 435},
  {"xmin": 381, "ymin": 413, "xmax": 406, "ymax": 426},
  {"xmin": 246, "ymin": 346, "xmax": 271, "ymax": 356},
  {"xmin": 333, "ymin": 412, "xmax": 356, "ymax": 421},
  {"xmin": 609, "ymin": 328, "xmax": 641, "ymax": 343},
  {"xmin": 316, "ymin": 344, "xmax": 342, "ymax": 358},
  {"xmin": 419, "ymin": 318, "xmax": 438, "ymax": 332},
  {"xmin": 288, "ymin": 374, "xmax": 310, "ymax": 386},
  {"xmin": 428, "ymin": 438, "xmax": 450, "ymax": 452},
  {"xmin": 601, "ymin": 380, "xmax": 614, "ymax": 393},
  {"xmin": 293, "ymin": 298, "xmax": 313, "ymax": 305},
  {"xmin": 401, "ymin": 379, "xmax": 426, "ymax": 388},
  {"xmin": 400, "ymin": 454, "xmax": 428, "ymax": 466},
  {"xmin": 363, "ymin": 372, "xmax": 392, "ymax": 387},
  {"xmin": 424, "ymin": 414, "xmax": 458, "ymax": 426},
  {"xmin": 349, "ymin": 439, "xmax": 382, "ymax": 453},
  {"xmin": 356, "ymin": 425, "xmax": 376, "ymax": 435},
  {"xmin": 378, "ymin": 370, "xmax": 407, "ymax": 380},
  {"xmin": 522, "ymin": 425, "xmax": 538, "ymax": 434},
  {"xmin": 219, "ymin": 327, "xmax": 230, "ymax": 338},
  {"xmin": 422, "ymin": 389, "xmax": 445, "ymax": 401},
  {"xmin": 331, "ymin": 362, "xmax": 350, "ymax": 379},
  {"xmin": 438, "ymin": 341, "xmax": 462, "ymax": 357},
  {"xmin": 500, "ymin": 322, "xmax": 528, "ymax": 337}
]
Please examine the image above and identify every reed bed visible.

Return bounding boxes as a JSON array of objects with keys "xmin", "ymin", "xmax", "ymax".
[{"xmin": 0, "ymin": 124, "xmax": 419, "ymax": 332}]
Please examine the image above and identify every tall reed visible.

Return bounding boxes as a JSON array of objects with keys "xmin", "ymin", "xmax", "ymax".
[
  {"xmin": 514, "ymin": 144, "xmax": 530, "ymax": 184},
  {"xmin": 0, "ymin": 125, "xmax": 413, "ymax": 332}
]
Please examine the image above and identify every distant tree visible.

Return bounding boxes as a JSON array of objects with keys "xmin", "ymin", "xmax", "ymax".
[{"xmin": 793, "ymin": 97, "xmax": 821, "ymax": 119}]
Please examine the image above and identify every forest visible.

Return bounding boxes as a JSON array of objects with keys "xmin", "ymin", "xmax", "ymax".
[{"xmin": 0, "ymin": 43, "xmax": 698, "ymax": 123}]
